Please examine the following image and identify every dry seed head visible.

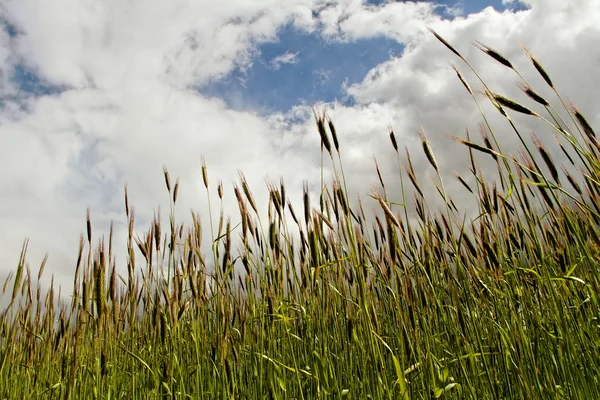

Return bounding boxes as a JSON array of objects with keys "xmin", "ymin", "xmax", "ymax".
[
  {"xmin": 136, "ymin": 236, "xmax": 149, "ymax": 263},
  {"xmin": 389, "ymin": 126, "xmax": 399, "ymax": 152},
  {"xmin": 492, "ymin": 93, "xmax": 539, "ymax": 117},
  {"xmin": 522, "ymin": 45, "xmax": 554, "ymax": 88},
  {"xmin": 327, "ymin": 117, "xmax": 340, "ymax": 153},
  {"xmin": 456, "ymin": 172, "xmax": 474, "ymax": 193},
  {"xmin": 419, "ymin": 128, "xmax": 439, "ymax": 173},
  {"xmin": 23, "ymin": 263, "xmax": 32, "ymax": 302},
  {"xmin": 109, "ymin": 263, "xmax": 116, "ymax": 304},
  {"xmin": 86, "ymin": 208, "xmax": 92, "ymax": 245},
  {"xmin": 404, "ymin": 148, "xmax": 424, "ymax": 198},
  {"xmin": 128, "ymin": 209, "xmax": 135, "ymax": 240},
  {"xmin": 517, "ymin": 82, "xmax": 549, "ymax": 107},
  {"xmin": 201, "ymin": 156, "xmax": 209, "ymax": 189},
  {"xmin": 428, "ymin": 27, "xmax": 463, "ymax": 60},
  {"xmin": 124, "ymin": 184, "xmax": 130, "ymax": 218},
  {"xmin": 239, "ymin": 171, "xmax": 258, "ymax": 214},
  {"xmin": 108, "ymin": 221, "xmax": 114, "ymax": 259},
  {"xmin": 450, "ymin": 135, "xmax": 500, "ymax": 159},
  {"xmin": 554, "ymin": 134, "xmax": 575, "ymax": 166},
  {"xmin": 316, "ymin": 210, "xmax": 335, "ymax": 231},
  {"xmin": 414, "ymin": 195, "xmax": 425, "ymax": 222},
  {"xmin": 271, "ymin": 188, "xmax": 283, "ymax": 220},
  {"xmin": 2, "ymin": 271, "xmax": 13, "ymax": 294},
  {"xmin": 336, "ymin": 185, "xmax": 350, "ymax": 216},
  {"xmin": 217, "ymin": 181, "xmax": 223, "ymax": 199},
  {"xmin": 173, "ymin": 179, "xmax": 179, "ymax": 204},
  {"xmin": 563, "ymin": 167, "xmax": 582, "ymax": 195},
  {"xmin": 482, "ymin": 88, "xmax": 509, "ymax": 118},
  {"xmin": 570, "ymin": 103, "xmax": 597, "ymax": 140},
  {"xmin": 374, "ymin": 157, "xmax": 385, "ymax": 189},
  {"xmin": 222, "ymin": 218, "xmax": 231, "ymax": 272},
  {"xmin": 500, "ymin": 195, "xmax": 515, "ymax": 215},
  {"xmin": 280, "ymin": 177, "xmax": 286, "ymax": 211},
  {"xmin": 532, "ymin": 134, "xmax": 559, "ymax": 183},
  {"xmin": 154, "ymin": 210, "xmax": 161, "ymax": 253},
  {"xmin": 375, "ymin": 192, "xmax": 401, "ymax": 229},
  {"xmin": 407, "ymin": 168, "xmax": 424, "ymax": 198},
  {"xmin": 492, "ymin": 183, "xmax": 499, "ymax": 214},
  {"xmin": 163, "ymin": 166, "xmax": 171, "ymax": 193},
  {"xmin": 482, "ymin": 136, "xmax": 497, "ymax": 161},
  {"xmin": 465, "ymin": 129, "xmax": 477, "ymax": 175},
  {"xmin": 38, "ymin": 253, "xmax": 48, "ymax": 282},
  {"xmin": 331, "ymin": 184, "xmax": 340, "ymax": 221},
  {"xmin": 74, "ymin": 234, "xmax": 84, "ymax": 284},
  {"xmin": 452, "ymin": 65, "xmax": 473, "ymax": 95},
  {"xmin": 313, "ymin": 108, "xmax": 332, "ymax": 155},
  {"xmin": 287, "ymin": 200, "xmax": 299, "ymax": 226},
  {"xmin": 474, "ymin": 41, "xmax": 513, "ymax": 69},
  {"xmin": 303, "ymin": 182, "xmax": 310, "ymax": 226}
]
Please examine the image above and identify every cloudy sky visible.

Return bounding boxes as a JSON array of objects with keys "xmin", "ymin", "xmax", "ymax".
[{"xmin": 1, "ymin": 0, "xmax": 598, "ymax": 295}]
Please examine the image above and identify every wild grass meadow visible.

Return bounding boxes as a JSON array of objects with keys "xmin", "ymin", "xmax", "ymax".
[{"xmin": 1, "ymin": 31, "xmax": 599, "ymax": 399}]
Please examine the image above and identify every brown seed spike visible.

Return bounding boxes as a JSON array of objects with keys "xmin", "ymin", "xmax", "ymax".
[
  {"xmin": 173, "ymin": 179, "xmax": 179, "ymax": 204},
  {"xmin": 563, "ymin": 167, "xmax": 582, "ymax": 195},
  {"xmin": 303, "ymin": 181, "xmax": 311, "ymax": 227},
  {"xmin": 452, "ymin": 65, "xmax": 473, "ymax": 96},
  {"xmin": 11, "ymin": 239, "xmax": 28, "ymax": 304},
  {"xmin": 428, "ymin": 27, "xmax": 463, "ymax": 60},
  {"xmin": 201, "ymin": 156, "xmax": 209, "ymax": 190},
  {"xmin": 474, "ymin": 41, "xmax": 513, "ymax": 70},
  {"xmin": 124, "ymin": 184, "xmax": 130, "ymax": 218},
  {"xmin": 239, "ymin": 171, "xmax": 258, "ymax": 214},
  {"xmin": 554, "ymin": 134, "xmax": 575, "ymax": 166},
  {"xmin": 163, "ymin": 166, "xmax": 171, "ymax": 193},
  {"xmin": 480, "ymin": 126, "xmax": 498, "ymax": 162},
  {"xmin": 374, "ymin": 193, "xmax": 401, "ymax": 230},
  {"xmin": 288, "ymin": 200, "xmax": 299, "ymax": 226},
  {"xmin": 109, "ymin": 263, "xmax": 116, "ymax": 304},
  {"xmin": 517, "ymin": 82, "xmax": 549, "ymax": 107},
  {"xmin": 449, "ymin": 135, "xmax": 499, "ymax": 158},
  {"xmin": 86, "ymin": 208, "xmax": 92, "ymax": 245},
  {"xmin": 38, "ymin": 253, "xmax": 48, "ymax": 282},
  {"xmin": 374, "ymin": 158, "xmax": 385, "ymax": 189},
  {"xmin": 532, "ymin": 134, "xmax": 559, "ymax": 184},
  {"xmin": 313, "ymin": 107, "xmax": 332, "ymax": 155},
  {"xmin": 419, "ymin": 128, "xmax": 439, "ymax": 173},
  {"xmin": 570, "ymin": 103, "xmax": 597, "ymax": 139},
  {"xmin": 217, "ymin": 181, "xmax": 223, "ymax": 199},
  {"xmin": 455, "ymin": 172, "xmax": 474, "ymax": 193},
  {"xmin": 327, "ymin": 117, "xmax": 340, "ymax": 153},
  {"xmin": 404, "ymin": 147, "xmax": 424, "ymax": 198},
  {"xmin": 522, "ymin": 45, "xmax": 554, "ymax": 88},
  {"xmin": 280, "ymin": 177, "xmax": 286, "ymax": 211},
  {"xmin": 388, "ymin": 126, "xmax": 399, "ymax": 152},
  {"xmin": 492, "ymin": 93, "xmax": 539, "ymax": 117}
]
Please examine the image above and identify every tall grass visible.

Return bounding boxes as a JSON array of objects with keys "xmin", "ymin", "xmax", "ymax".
[{"xmin": 1, "ymin": 31, "xmax": 599, "ymax": 399}]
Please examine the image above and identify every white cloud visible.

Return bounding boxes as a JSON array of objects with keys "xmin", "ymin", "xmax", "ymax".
[
  {"xmin": 270, "ymin": 51, "xmax": 300, "ymax": 70},
  {"xmin": 0, "ymin": 0, "xmax": 598, "ymax": 298},
  {"xmin": 314, "ymin": 68, "xmax": 332, "ymax": 86}
]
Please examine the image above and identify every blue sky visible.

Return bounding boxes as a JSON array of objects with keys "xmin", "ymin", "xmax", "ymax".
[
  {"xmin": 4, "ymin": 1, "xmax": 530, "ymax": 114},
  {"xmin": 198, "ymin": 0, "xmax": 530, "ymax": 114}
]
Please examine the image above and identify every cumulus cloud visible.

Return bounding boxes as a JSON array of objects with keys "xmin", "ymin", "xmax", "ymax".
[{"xmin": 0, "ymin": 0, "xmax": 598, "ymax": 298}]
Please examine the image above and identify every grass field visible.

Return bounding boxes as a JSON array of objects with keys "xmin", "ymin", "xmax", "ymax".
[{"xmin": 1, "ymin": 30, "xmax": 599, "ymax": 399}]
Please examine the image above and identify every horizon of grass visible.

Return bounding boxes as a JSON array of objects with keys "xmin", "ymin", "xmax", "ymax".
[{"xmin": 1, "ymin": 31, "xmax": 599, "ymax": 399}]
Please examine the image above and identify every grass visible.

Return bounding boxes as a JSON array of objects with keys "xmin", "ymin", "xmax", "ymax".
[{"xmin": 1, "ymin": 31, "xmax": 600, "ymax": 399}]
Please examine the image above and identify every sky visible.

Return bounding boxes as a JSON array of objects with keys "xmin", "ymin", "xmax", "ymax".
[{"xmin": 1, "ymin": 0, "xmax": 599, "ymax": 297}]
